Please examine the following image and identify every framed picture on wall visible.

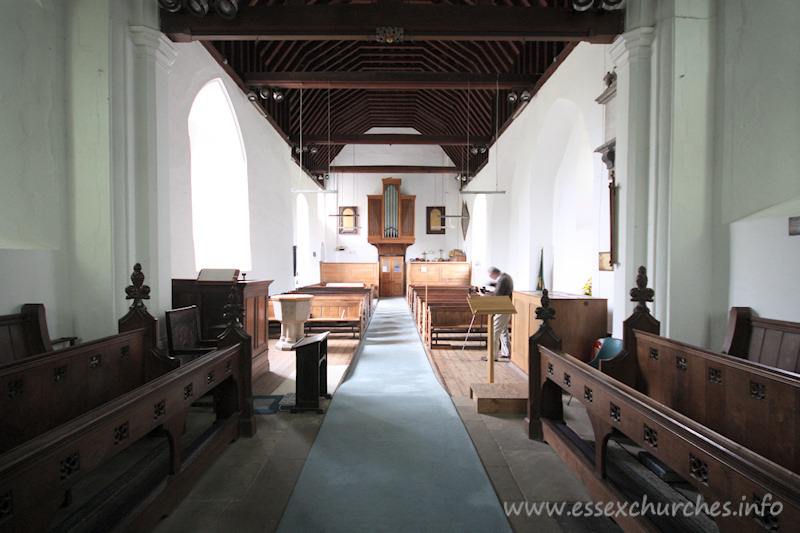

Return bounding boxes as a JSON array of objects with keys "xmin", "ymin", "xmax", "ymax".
[
  {"xmin": 338, "ymin": 206, "xmax": 359, "ymax": 234},
  {"xmin": 426, "ymin": 206, "xmax": 445, "ymax": 234}
]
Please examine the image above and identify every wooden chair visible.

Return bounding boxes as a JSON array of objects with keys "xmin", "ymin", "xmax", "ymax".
[{"xmin": 165, "ymin": 305, "xmax": 216, "ymax": 363}]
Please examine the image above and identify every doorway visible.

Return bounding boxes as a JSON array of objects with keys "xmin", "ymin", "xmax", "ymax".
[{"xmin": 379, "ymin": 256, "xmax": 405, "ymax": 297}]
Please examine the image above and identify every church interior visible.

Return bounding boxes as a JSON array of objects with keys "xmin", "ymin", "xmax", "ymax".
[{"xmin": 1, "ymin": 0, "xmax": 799, "ymax": 531}]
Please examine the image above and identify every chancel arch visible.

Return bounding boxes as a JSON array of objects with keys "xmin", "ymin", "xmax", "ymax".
[{"xmin": 187, "ymin": 78, "xmax": 252, "ymax": 272}]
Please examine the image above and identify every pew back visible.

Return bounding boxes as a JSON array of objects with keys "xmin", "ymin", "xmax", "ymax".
[
  {"xmin": 723, "ymin": 307, "xmax": 800, "ymax": 373},
  {"xmin": 319, "ymin": 262, "xmax": 379, "ymax": 298},
  {"xmin": 635, "ymin": 330, "xmax": 800, "ymax": 474},
  {"xmin": 0, "ymin": 328, "xmax": 154, "ymax": 453},
  {"xmin": 0, "ymin": 340, "xmax": 250, "ymax": 532},
  {"xmin": 539, "ymin": 345, "xmax": 800, "ymax": 532},
  {"xmin": 0, "ymin": 304, "xmax": 55, "ymax": 364}
]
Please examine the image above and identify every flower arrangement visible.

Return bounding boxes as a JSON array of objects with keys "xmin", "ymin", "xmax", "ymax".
[{"xmin": 583, "ymin": 277, "xmax": 592, "ymax": 296}]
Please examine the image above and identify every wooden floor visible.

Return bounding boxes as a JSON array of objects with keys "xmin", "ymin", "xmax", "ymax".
[
  {"xmin": 426, "ymin": 338, "xmax": 527, "ymax": 398},
  {"xmin": 253, "ymin": 333, "xmax": 360, "ymax": 396}
]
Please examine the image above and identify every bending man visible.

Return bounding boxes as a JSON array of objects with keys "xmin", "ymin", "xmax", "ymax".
[{"xmin": 488, "ymin": 266, "xmax": 513, "ymax": 361}]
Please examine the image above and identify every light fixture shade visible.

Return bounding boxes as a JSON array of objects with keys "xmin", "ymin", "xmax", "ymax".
[
  {"xmin": 158, "ymin": 0, "xmax": 182, "ymax": 12},
  {"xmin": 273, "ymin": 90, "xmax": 285, "ymax": 102},
  {"xmin": 186, "ymin": 0, "xmax": 209, "ymax": 17},
  {"xmin": 572, "ymin": 0, "xmax": 594, "ymax": 11},
  {"xmin": 215, "ymin": 0, "xmax": 239, "ymax": 19}
]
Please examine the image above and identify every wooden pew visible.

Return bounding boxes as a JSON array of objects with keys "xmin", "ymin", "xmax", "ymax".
[
  {"xmin": 405, "ymin": 261, "xmax": 471, "ymax": 295},
  {"xmin": 0, "ymin": 304, "xmax": 78, "ymax": 365},
  {"xmin": 633, "ymin": 331, "xmax": 800, "ymax": 475},
  {"xmin": 0, "ymin": 266, "xmax": 254, "ymax": 532},
  {"xmin": 0, "ymin": 266, "xmax": 164, "ymax": 454},
  {"xmin": 722, "ymin": 306, "xmax": 800, "ymax": 373},
  {"xmin": 538, "ymin": 345, "xmax": 800, "ymax": 532},
  {"xmin": 528, "ymin": 271, "xmax": 800, "ymax": 530},
  {"xmin": 407, "ymin": 285, "xmax": 488, "ymax": 348},
  {"xmin": 319, "ymin": 262, "xmax": 380, "ymax": 298},
  {"xmin": 268, "ymin": 285, "xmax": 372, "ymax": 338}
]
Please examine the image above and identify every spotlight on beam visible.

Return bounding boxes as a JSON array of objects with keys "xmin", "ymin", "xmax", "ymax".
[
  {"xmin": 214, "ymin": 0, "xmax": 239, "ymax": 19},
  {"xmin": 602, "ymin": 0, "xmax": 624, "ymax": 9},
  {"xmin": 186, "ymin": 0, "xmax": 210, "ymax": 17},
  {"xmin": 507, "ymin": 92, "xmax": 518, "ymax": 103},
  {"xmin": 520, "ymin": 90, "xmax": 531, "ymax": 102},
  {"xmin": 572, "ymin": 0, "xmax": 594, "ymax": 10},
  {"xmin": 309, "ymin": 146, "xmax": 319, "ymax": 155},
  {"xmin": 470, "ymin": 147, "xmax": 479, "ymax": 155},
  {"xmin": 273, "ymin": 89, "xmax": 285, "ymax": 103},
  {"xmin": 247, "ymin": 91, "xmax": 257, "ymax": 102},
  {"xmin": 157, "ymin": 0, "xmax": 182, "ymax": 12},
  {"xmin": 259, "ymin": 87, "xmax": 272, "ymax": 100}
]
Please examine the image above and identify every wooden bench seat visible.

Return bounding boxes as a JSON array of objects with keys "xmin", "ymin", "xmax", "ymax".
[
  {"xmin": 539, "ymin": 345, "xmax": 800, "ymax": 532},
  {"xmin": 723, "ymin": 307, "xmax": 800, "ymax": 373},
  {"xmin": 268, "ymin": 287, "xmax": 372, "ymax": 338},
  {"xmin": 0, "ymin": 264, "xmax": 255, "ymax": 532},
  {"xmin": 0, "ymin": 304, "xmax": 78, "ymax": 365},
  {"xmin": 407, "ymin": 286, "xmax": 492, "ymax": 349},
  {"xmin": 527, "ymin": 267, "xmax": 800, "ymax": 531}
]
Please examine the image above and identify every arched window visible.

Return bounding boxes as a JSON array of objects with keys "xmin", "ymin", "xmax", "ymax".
[{"xmin": 188, "ymin": 79, "xmax": 252, "ymax": 271}]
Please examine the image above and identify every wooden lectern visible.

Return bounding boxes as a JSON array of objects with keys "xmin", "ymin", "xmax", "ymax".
[{"xmin": 468, "ymin": 295, "xmax": 517, "ymax": 383}]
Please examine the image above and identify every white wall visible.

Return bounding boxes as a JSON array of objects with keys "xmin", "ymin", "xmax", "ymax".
[
  {"xmin": 316, "ymin": 128, "xmax": 464, "ymax": 269},
  {"xmin": 0, "ymin": 1, "xmax": 66, "ymax": 251},
  {"xmin": 464, "ymin": 44, "xmax": 612, "ymax": 311},
  {"xmin": 716, "ymin": 0, "xmax": 800, "ymax": 223},
  {"xmin": 168, "ymin": 42, "xmax": 301, "ymax": 295},
  {"xmin": 709, "ymin": 0, "xmax": 800, "ymax": 345},
  {"xmin": 0, "ymin": 3, "xmax": 70, "ymax": 338},
  {"xmin": 729, "ymin": 216, "xmax": 800, "ymax": 323}
]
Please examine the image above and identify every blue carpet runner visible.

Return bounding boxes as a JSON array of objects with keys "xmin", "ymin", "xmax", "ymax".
[{"xmin": 277, "ymin": 298, "xmax": 512, "ymax": 532}]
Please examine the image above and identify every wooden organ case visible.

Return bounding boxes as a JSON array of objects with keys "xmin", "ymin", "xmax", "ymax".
[
  {"xmin": 368, "ymin": 178, "xmax": 415, "ymax": 296},
  {"xmin": 367, "ymin": 178, "xmax": 416, "ymax": 256}
]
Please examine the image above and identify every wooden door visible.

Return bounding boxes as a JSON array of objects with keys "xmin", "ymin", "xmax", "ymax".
[{"xmin": 379, "ymin": 256, "xmax": 405, "ymax": 297}]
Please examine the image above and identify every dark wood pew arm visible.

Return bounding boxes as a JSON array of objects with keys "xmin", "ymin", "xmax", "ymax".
[{"xmin": 51, "ymin": 336, "xmax": 79, "ymax": 348}]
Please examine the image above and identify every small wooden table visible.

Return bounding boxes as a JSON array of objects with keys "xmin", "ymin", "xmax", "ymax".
[
  {"xmin": 467, "ymin": 295, "xmax": 517, "ymax": 383},
  {"xmin": 290, "ymin": 331, "xmax": 331, "ymax": 413}
]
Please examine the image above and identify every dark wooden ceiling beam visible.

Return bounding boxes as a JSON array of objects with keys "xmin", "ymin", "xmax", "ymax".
[
  {"xmin": 163, "ymin": 5, "xmax": 623, "ymax": 43},
  {"xmin": 310, "ymin": 165, "xmax": 466, "ymax": 174},
  {"xmin": 243, "ymin": 71, "xmax": 539, "ymax": 89},
  {"xmin": 294, "ymin": 134, "xmax": 491, "ymax": 145}
]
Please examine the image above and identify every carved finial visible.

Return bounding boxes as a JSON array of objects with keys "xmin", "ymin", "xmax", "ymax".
[
  {"xmin": 630, "ymin": 266, "xmax": 654, "ymax": 312},
  {"xmin": 125, "ymin": 263, "xmax": 150, "ymax": 309},
  {"xmin": 535, "ymin": 289, "xmax": 556, "ymax": 325},
  {"xmin": 222, "ymin": 286, "xmax": 245, "ymax": 328}
]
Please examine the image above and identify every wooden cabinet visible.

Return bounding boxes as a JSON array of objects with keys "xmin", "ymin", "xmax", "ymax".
[
  {"xmin": 511, "ymin": 291, "xmax": 608, "ymax": 373},
  {"xmin": 172, "ymin": 279, "xmax": 273, "ymax": 382}
]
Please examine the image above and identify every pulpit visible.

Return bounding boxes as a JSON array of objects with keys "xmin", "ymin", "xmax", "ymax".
[{"xmin": 172, "ymin": 278, "xmax": 272, "ymax": 382}]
